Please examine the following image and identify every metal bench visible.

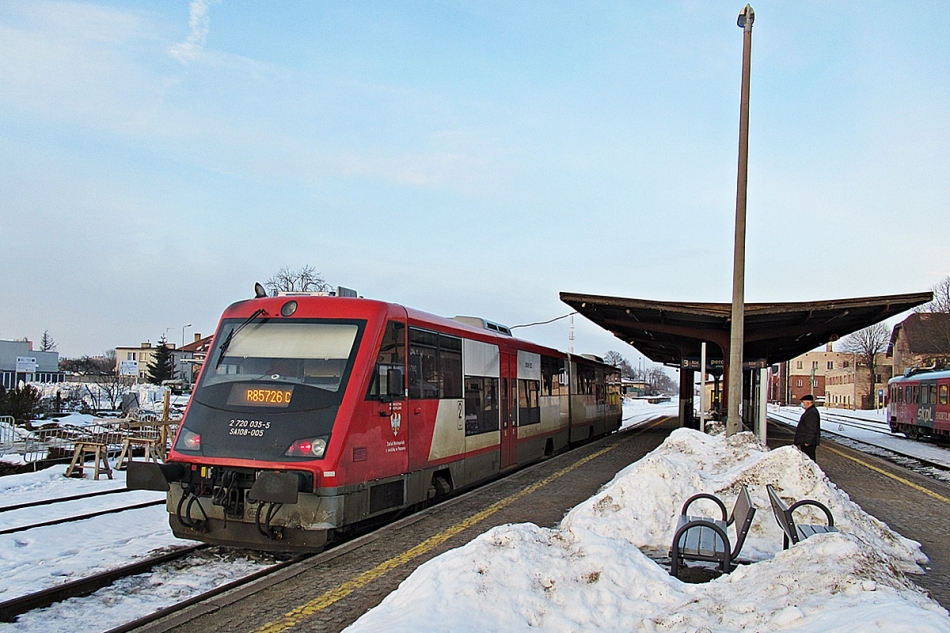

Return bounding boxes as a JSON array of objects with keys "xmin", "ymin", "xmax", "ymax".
[
  {"xmin": 669, "ymin": 484, "xmax": 755, "ymax": 578},
  {"xmin": 766, "ymin": 484, "xmax": 838, "ymax": 549}
]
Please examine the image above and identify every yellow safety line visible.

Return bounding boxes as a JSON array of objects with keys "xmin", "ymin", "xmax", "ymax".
[
  {"xmin": 823, "ymin": 444, "xmax": 950, "ymax": 505},
  {"xmin": 253, "ymin": 417, "xmax": 671, "ymax": 633}
]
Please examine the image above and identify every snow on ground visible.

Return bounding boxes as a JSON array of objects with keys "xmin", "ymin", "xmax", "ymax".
[
  {"xmin": 1, "ymin": 399, "xmax": 948, "ymax": 632},
  {"xmin": 0, "ymin": 468, "xmax": 274, "ymax": 633},
  {"xmin": 346, "ymin": 409, "xmax": 949, "ymax": 633},
  {"xmin": 620, "ymin": 398, "xmax": 680, "ymax": 431},
  {"xmin": 770, "ymin": 404, "xmax": 950, "ymax": 469}
]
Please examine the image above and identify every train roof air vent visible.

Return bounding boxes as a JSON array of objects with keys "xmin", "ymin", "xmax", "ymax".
[{"xmin": 452, "ymin": 316, "xmax": 512, "ymax": 336}]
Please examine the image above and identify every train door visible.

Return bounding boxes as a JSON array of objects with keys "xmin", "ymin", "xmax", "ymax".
[
  {"xmin": 363, "ymin": 316, "xmax": 409, "ymax": 480},
  {"xmin": 500, "ymin": 351, "xmax": 518, "ymax": 470}
]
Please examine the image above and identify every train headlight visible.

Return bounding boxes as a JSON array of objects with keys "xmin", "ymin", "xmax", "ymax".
[
  {"xmin": 285, "ymin": 436, "xmax": 328, "ymax": 458},
  {"xmin": 178, "ymin": 429, "xmax": 202, "ymax": 451}
]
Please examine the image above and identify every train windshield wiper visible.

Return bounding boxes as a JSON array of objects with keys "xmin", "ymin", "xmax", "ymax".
[{"xmin": 215, "ymin": 308, "xmax": 267, "ymax": 368}]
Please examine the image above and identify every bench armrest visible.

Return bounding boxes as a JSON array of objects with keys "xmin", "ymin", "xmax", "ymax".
[
  {"xmin": 680, "ymin": 493, "xmax": 728, "ymax": 522},
  {"xmin": 788, "ymin": 499, "xmax": 835, "ymax": 527}
]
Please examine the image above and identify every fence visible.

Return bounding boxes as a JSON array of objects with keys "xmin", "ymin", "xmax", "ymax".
[{"xmin": 0, "ymin": 413, "xmax": 179, "ymax": 467}]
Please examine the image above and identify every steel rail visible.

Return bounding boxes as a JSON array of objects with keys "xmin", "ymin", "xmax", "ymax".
[
  {"xmin": 0, "ymin": 500, "xmax": 165, "ymax": 536},
  {"xmin": 0, "ymin": 487, "xmax": 131, "ymax": 513},
  {"xmin": 103, "ymin": 552, "xmax": 314, "ymax": 633},
  {"xmin": 768, "ymin": 415, "xmax": 950, "ymax": 476},
  {"xmin": 0, "ymin": 544, "xmax": 206, "ymax": 622}
]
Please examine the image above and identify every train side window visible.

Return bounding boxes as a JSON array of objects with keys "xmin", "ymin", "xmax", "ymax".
[
  {"xmin": 931, "ymin": 385, "xmax": 938, "ymax": 405},
  {"xmin": 408, "ymin": 327, "xmax": 462, "ymax": 399},
  {"xmin": 465, "ymin": 376, "xmax": 499, "ymax": 435},
  {"xmin": 941, "ymin": 384, "xmax": 948, "ymax": 406},
  {"xmin": 367, "ymin": 321, "xmax": 405, "ymax": 399},
  {"xmin": 541, "ymin": 356, "xmax": 562, "ymax": 397},
  {"xmin": 518, "ymin": 379, "xmax": 540, "ymax": 425},
  {"xmin": 913, "ymin": 386, "xmax": 920, "ymax": 404},
  {"xmin": 576, "ymin": 364, "xmax": 596, "ymax": 396},
  {"xmin": 439, "ymin": 334, "xmax": 463, "ymax": 399}
]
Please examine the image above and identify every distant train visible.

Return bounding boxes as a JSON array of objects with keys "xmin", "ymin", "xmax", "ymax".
[
  {"xmin": 886, "ymin": 368, "xmax": 950, "ymax": 440},
  {"xmin": 130, "ymin": 292, "xmax": 622, "ymax": 551}
]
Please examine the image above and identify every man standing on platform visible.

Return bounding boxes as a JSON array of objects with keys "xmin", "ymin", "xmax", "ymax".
[{"xmin": 795, "ymin": 394, "xmax": 820, "ymax": 460}]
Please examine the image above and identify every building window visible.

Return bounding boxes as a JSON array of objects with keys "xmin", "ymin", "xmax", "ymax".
[
  {"xmin": 843, "ymin": 361, "xmax": 850, "ymax": 368},
  {"xmin": 827, "ymin": 361, "xmax": 834, "ymax": 370},
  {"xmin": 796, "ymin": 379, "xmax": 803, "ymax": 387},
  {"xmin": 796, "ymin": 361, "xmax": 802, "ymax": 369},
  {"xmin": 812, "ymin": 361, "xmax": 819, "ymax": 369}
]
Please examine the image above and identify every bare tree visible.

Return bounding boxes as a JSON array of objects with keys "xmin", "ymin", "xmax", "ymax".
[
  {"xmin": 59, "ymin": 355, "xmax": 130, "ymax": 411},
  {"xmin": 840, "ymin": 323, "xmax": 891, "ymax": 409},
  {"xmin": 913, "ymin": 277, "xmax": 950, "ymax": 360},
  {"xmin": 39, "ymin": 330, "xmax": 57, "ymax": 352},
  {"xmin": 603, "ymin": 351, "xmax": 634, "ymax": 379},
  {"xmin": 916, "ymin": 276, "xmax": 950, "ymax": 314},
  {"xmin": 265, "ymin": 265, "xmax": 330, "ymax": 296}
]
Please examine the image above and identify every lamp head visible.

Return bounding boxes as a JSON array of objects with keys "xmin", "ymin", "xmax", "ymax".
[{"xmin": 737, "ymin": 4, "xmax": 754, "ymax": 29}]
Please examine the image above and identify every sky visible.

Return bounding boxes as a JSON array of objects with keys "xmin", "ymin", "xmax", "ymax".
[{"xmin": 2, "ymin": 1, "xmax": 949, "ymax": 360}]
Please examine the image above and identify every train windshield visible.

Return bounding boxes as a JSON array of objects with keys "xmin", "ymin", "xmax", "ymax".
[{"xmin": 203, "ymin": 321, "xmax": 360, "ymax": 392}]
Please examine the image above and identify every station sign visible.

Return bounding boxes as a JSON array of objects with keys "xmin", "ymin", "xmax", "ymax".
[
  {"xmin": 681, "ymin": 357, "xmax": 767, "ymax": 370},
  {"xmin": 16, "ymin": 357, "xmax": 37, "ymax": 373}
]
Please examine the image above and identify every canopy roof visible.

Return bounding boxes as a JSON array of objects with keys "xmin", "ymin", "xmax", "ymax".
[{"xmin": 560, "ymin": 291, "xmax": 933, "ymax": 369}]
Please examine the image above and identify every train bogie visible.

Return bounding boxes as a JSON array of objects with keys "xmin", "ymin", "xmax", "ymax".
[{"xmin": 130, "ymin": 294, "xmax": 622, "ymax": 551}]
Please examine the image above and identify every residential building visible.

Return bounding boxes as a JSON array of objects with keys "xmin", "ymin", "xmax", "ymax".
[
  {"xmin": 825, "ymin": 353, "xmax": 893, "ymax": 409},
  {"xmin": 887, "ymin": 313, "xmax": 950, "ymax": 375},
  {"xmin": 114, "ymin": 341, "xmax": 176, "ymax": 382},
  {"xmin": 781, "ymin": 345, "xmax": 854, "ymax": 405},
  {"xmin": 174, "ymin": 333, "xmax": 212, "ymax": 386}
]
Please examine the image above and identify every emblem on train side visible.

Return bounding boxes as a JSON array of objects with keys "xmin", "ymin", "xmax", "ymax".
[{"xmin": 391, "ymin": 412, "xmax": 402, "ymax": 436}]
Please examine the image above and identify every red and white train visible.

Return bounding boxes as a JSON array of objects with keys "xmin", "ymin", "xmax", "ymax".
[
  {"xmin": 886, "ymin": 368, "xmax": 950, "ymax": 440},
  {"xmin": 131, "ymin": 292, "xmax": 622, "ymax": 551}
]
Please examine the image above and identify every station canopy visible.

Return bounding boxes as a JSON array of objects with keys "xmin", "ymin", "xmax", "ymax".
[{"xmin": 560, "ymin": 291, "xmax": 933, "ymax": 370}]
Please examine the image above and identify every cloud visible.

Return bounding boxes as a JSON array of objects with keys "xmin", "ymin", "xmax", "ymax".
[{"xmin": 169, "ymin": 0, "xmax": 212, "ymax": 64}]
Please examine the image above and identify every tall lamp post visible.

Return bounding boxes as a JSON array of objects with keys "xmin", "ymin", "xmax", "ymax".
[
  {"xmin": 181, "ymin": 323, "xmax": 192, "ymax": 348},
  {"xmin": 727, "ymin": 4, "xmax": 754, "ymax": 435}
]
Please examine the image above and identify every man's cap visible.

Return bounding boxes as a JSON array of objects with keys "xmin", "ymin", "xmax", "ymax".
[{"xmin": 801, "ymin": 394, "xmax": 815, "ymax": 402}]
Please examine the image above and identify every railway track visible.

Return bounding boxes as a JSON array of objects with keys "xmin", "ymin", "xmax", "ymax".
[
  {"xmin": 0, "ymin": 544, "xmax": 205, "ymax": 622},
  {"xmin": 768, "ymin": 411, "xmax": 950, "ymax": 483},
  {"xmin": 0, "ymin": 487, "xmax": 132, "ymax": 514},
  {"xmin": 0, "ymin": 499, "xmax": 166, "ymax": 536}
]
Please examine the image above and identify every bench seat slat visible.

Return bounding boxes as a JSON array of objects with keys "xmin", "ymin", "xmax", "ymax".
[{"xmin": 797, "ymin": 524, "xmax": 838, "ymax": 540}]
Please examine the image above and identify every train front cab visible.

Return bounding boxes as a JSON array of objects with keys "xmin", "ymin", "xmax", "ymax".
[{"xmin": 132, "ymin": 297, "xmax": 623, "ymax": 551}]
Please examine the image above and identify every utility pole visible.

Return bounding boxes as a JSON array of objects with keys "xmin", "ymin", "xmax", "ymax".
[{"xmin": 727, "ymin": 4, "xmax": 754, "ymax": 435}]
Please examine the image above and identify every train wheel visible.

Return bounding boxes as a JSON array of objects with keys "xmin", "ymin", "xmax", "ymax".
[
  {"xmin": 905, "ymin": 426, "xmax": 920, "ymax": 440},
  {"xmin": 426, "ymin": 475, "xmax": 451, "ymax": 502}
]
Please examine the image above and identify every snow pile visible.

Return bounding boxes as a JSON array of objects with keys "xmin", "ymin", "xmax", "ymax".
[
  {"xmin": 565, "ymin": 429, "xmax": 926, "ymax": 569},
  {"xmin": 345, "ymin": 429, "xmax": 947, "ymax": 633}
]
